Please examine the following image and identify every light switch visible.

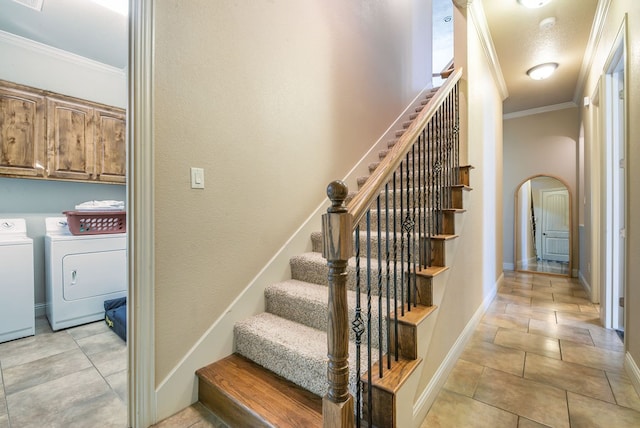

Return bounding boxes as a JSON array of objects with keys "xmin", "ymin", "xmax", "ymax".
[{"xmin": 190, "ymin": 167, "xmax": 205, "ymax": 189}]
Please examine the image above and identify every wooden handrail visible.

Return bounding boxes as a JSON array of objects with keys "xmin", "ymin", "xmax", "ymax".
[{"xmin": 347, "ymin": 68, "xmax": 463, "ymax": 227}]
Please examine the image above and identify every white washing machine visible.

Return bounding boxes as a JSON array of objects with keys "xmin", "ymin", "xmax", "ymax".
[
  {"xmin": 45, "ymin": 217, "xmax": 127, "ymax": 331},
  {"xmin": 0, "ymin": 218, "xmax": 35, "ymax": 343}
]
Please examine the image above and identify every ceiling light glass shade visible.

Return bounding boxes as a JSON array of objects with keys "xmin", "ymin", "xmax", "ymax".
[
  {"xmin": 527, "ymin": 63, "xmax": 558, "ymax": 80},
  {"xmin": 517, "ymin": 0, "xmax": 553, "ymax": 8}
]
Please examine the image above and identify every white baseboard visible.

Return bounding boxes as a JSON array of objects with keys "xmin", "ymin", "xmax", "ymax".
[
  {"xmin": 412, "ymin": 272, "xmax": 501, "ymax": 425},
  {"xmin": 503, "ymin": 262, "xmax": 514, "ymax": 271},
  {"xmin": 579, "ymin": 271, "xmax": 592, "ymax": 295},
  {"xmin": 625, "ymin": 352, "xmax": 640, "ymax": 398}
]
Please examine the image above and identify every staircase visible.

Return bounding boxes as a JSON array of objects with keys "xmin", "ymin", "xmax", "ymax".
[{"xmin": 196, "ymin": 70, "xmax": 470, "ymax": 427}]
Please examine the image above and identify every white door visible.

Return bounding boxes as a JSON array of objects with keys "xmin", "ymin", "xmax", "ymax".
[{"xmin": 540, "ymin": 189, "xmax": 569, "ymax": 262}]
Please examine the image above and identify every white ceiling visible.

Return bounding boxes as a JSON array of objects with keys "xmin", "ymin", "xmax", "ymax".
[
  {"xmin": 483, "ymin": 0, "xmax": 599, "ymax": 114},
  {"xmin": 0, "ymin": 0, "xmax": 127, "ymax": 69},
  {"xmin": 0, "ymin": 0, "xmax": 599, "ymax": 115}
]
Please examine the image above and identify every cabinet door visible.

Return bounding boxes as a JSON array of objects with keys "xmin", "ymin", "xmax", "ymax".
[
  {"xmin": 0, "ymin": 85, "xmax": 46, "ymax": 178},
  {"xmin": 46, "ymin": 97, "xmax": 95, "ymax": 180},
  {"xmin": 95, "ymin": 107, "xmax": 126, "ymax": 183}
]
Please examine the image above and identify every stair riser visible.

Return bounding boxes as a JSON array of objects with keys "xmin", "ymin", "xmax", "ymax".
[{"xmin": 290, "ymin": 255, "xmax": 427, "ymax": 300}]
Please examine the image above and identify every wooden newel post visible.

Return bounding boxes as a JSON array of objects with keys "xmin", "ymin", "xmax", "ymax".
[{"xmin": 322, "ymin": 180, "xmax": 355, "ymax": 428}]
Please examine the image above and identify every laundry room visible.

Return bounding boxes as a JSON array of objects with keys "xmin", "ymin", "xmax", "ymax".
[{"xmin": 0, "ymin": 1, "xmax": 129, "ymax": 425}]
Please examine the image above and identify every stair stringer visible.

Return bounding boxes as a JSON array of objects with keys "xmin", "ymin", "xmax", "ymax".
[{"xmin": 369, "ymin": 182, "xmax": 471, "ymax": 428}]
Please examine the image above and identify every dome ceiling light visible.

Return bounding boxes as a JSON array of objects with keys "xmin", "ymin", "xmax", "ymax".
[
  {"xmin": 527, "ymin": 63, "xmax": 558, "ymax": 80},
  {"xmin": 517, "ymin": 0, "xmax": 553, "ymax": 8}
]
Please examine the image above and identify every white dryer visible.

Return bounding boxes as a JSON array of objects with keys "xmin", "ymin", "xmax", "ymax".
[
  {"xmin": 45, "ymin": 217, "xmax": 126, "ymax": 331},
  {"xmin": 0, "ymin": 218, "xmax": 35, "ymax": 343}
]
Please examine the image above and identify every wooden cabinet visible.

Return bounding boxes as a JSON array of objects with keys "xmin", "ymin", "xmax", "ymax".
[
  {"xmin": 0, "ymin": 84, "xmax": 46, "ymax": 178},
  {"xmin": 95, "ymin": 107, "xmax": 126, "ymax": 183},
  {"xmin": 0, "ymin": 79, "xmax": 126, "ymax": 184},
  {"xmin": 46, "ymin": 97, "xmax": 95, "ymax": 181}
]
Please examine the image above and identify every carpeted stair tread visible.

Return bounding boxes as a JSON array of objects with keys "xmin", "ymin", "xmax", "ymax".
[
  {"xmin": 197, "ymin": 353, "xmax": 322, "ymax": 427},
  {"xmin": 265, "ymin": 279, "xmax": 387, "ymax": 343},
  {"xmin": 235, "ymin": 312, "xmax": 378, "ymax": 397}
]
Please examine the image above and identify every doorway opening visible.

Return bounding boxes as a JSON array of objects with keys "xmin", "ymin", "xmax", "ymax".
[{"xmin": 514, "ymin": 175, "xmax": 572, "ymax": 277}]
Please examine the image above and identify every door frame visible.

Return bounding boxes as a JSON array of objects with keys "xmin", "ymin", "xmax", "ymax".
[
  {"xmin": 601, "ymin": 16, "xmax": 628, "ymax": 332},
  {"xmin": 128, "ymin": 0, "xmax": 156, "ymax": 426}
]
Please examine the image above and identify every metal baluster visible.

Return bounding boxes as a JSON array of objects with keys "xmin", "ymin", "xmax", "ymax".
[
  {"xmin": 385, "ymin": 183, "xmax": 391, "ymax": 370},
  {"xmin": 392, "ymin": 171, "xmax": 399, "ymax": 361},
  {"xmin": 353, "ymin": 225, "xmax": 362, "ymax": 428},
  {"xmin": 404, "ymin": 153, "xmax": 412, "ymax": 312},
  {"xmin": 376, "ymin": 195, "xmax": 383, "ymax": 379},
  {"xmin": 366, "ymin": 210, "xmax": 373, "ymax": 427},
  {"xmin": 399, "ymin": 162, "xmax": 405, "ymax": 316}
]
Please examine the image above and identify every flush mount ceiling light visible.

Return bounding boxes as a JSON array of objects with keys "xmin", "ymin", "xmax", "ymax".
[
  {"xmin": 527, "ymin": 62, "xmax": 558, "ymax": 80},
  {"xmin": 518, "ymin": 0, "xmax": 553, "ymax": 8}
]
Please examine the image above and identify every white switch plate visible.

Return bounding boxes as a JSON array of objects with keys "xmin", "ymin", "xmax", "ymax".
[{"xmin": 190, "ymin": 167, "xmax": 205, "ymax": 189}]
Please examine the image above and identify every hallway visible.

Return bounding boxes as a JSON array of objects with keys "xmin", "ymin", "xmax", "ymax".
[{"xmin": 154, "ymin": 271, "xmax": 640, "ymax": 427}]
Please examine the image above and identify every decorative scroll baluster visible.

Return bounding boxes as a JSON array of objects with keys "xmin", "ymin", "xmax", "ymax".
[
  {"xmin": 322, "ymin": 181, "xmax": 354, "ymax": 428},
  {"xmin": 353, "ymin": 224, "xmax": 362, "ymax": 428}
]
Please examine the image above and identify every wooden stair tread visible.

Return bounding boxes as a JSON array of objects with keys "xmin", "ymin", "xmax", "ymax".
[
  {"xmin": 452, "ymin": 184, "xmax": 473, "ymax": 191},
  {"xmin": 197, "ymin": 353, "xmax": 322, "ymax": 427},
  {"xmin": 391, "ymin": 304, "xmax": 437, "ymax": 326},
  {"xmin": 364, "ymin": 356, "xmax": 423, "ymax": 394},
  {"xmin": 430, "ymin": 234, "xmax": 458, "ymax": 241},
  {"xmin": 416, "ymin": 265, "xmax": 449, "ymax": 278},
  {"xmin": 443, "ymin": 208, "xmax": 466, "ymax": 213}
]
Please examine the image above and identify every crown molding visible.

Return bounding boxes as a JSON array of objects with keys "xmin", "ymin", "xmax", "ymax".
[
  {"xmin": 503, "ymin": 101, "xmax": 578, "ymax": 120},
  {"xmin": 0, "ymin": 29, "xmax": 125, "ymax": 76},
  {"xmin": 468, "ymin": 0, "xmax": 509, "ymax": 100},
  {"xmin": 573, "ymin": 0, "xmax": 612, "ymax": 104}
]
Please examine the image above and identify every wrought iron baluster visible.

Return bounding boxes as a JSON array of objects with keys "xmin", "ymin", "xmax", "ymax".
[
  {"xmin": 392, "ymin": 171, "xmax": 399, "ymax": 361},
  {"xmin": 353, "ymin": 225, "xmax": 362, "ymax": 428},
  {"xmin": 366, "ymin": 210, "xmax": 373, "ymax": 428},
  {"xmin": 399, "ymin": 162, "xmax": 405, "ymax": 316},
  {"xmin": 376, "ymin": 195, "xmax": 383, "ymax": 379},
  {"xmin": 385, "ymin": 183, "xmax": 391, "ymax": 370}
]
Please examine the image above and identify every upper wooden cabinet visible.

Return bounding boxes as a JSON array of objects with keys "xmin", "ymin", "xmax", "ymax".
[
  {"xmin": 0, "ymin": 84, "xmax": 46, "ymax": 178},
  {"xmin": 0, "ymin": 79, "xmax": 126, "ymax": 184},
  {"xmin": 95, "ymin": 107, "xmax": 126, "ymax": 183},
  {"xmin": 46, "ymin": 97, "xmax": 95, "ymax": 181}
]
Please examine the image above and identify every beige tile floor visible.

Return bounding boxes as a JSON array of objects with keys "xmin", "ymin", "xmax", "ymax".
[
  {"xmin": 0, "ymin": 316, "xmax": 127, "ymax": 428},
  {"xmin": 421, "ymin": 271, "xmax": 640, "ymax": 428}
]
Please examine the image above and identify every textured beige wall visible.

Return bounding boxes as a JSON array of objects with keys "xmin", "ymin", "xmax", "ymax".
[
  {"xmin": 502, "ymin": 108, "xmax": 580, "ymax": 272},
  {"xmin": 152, "ymin": 0, "xmax": 433, "ymax": 383},
  {"xmin": 580, "ymin": 1, "xmax": 640, "ymax": 370}
]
